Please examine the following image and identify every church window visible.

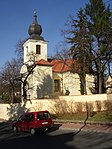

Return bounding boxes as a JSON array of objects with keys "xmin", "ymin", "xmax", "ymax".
[
  {"xmin": 36, "ymin": 45, "xmax": 41, "ymax": 54},
  {"xmin": 54, "ymin": 80, "xmax": 60, "ymax": 92},
  {"xmin": 26, "ymin": 46, "xmax": 28, "ymax": 54}
]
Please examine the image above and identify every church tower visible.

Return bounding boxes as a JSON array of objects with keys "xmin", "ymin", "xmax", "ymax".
[
  {"xmin": 23, "ymin": 11, "xmax": 48, "ymax": 64},
  {"xmin": 21, "ymin": 11, "xmax": 53, "ymax": 100}
]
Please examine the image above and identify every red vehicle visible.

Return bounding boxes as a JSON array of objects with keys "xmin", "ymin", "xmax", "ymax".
[{"xmin": 12, "ymin": 110, "xmax": 53, "ymax": 135}]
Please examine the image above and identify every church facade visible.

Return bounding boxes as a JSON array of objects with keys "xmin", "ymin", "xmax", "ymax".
[{"xmin": 20, "ymin": 11, "xmax": 94, "ymax": 100}]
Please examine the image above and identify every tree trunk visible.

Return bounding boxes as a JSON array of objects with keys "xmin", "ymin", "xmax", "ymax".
[
  {"xmin": 97, "ymin": 46, "xmax": 102, "ymax": 94},
  {"xmin": 98, "ymin": 71, "xmax": 102, "ymax": 94},
  {"xmin": 79, "ymin": 68, "xmax": 87, "ymax": 95},
  {"xmin": 22, "ymin": 81, "xmax": 27, "ymax": 100},
  {"xmin": 84, "ymin": 75, "xmax": 87, "ymax": 95},
  {"xmin": 11, "ymin": 85, "xmax": 15, "ymax": 103},
  {"xmin": 97, "ymin": 57, "xmax": 102, "ymax": 94}
]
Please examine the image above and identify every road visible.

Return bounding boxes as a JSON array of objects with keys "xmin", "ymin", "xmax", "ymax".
[{"xmin": 0, "ymin": 121, "xmax": 112, "ymax": 149}]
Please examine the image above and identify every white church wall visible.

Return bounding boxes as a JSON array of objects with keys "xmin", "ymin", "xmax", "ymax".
[
  {"xmin": 62, "ymin": 72, "xmax": 81, "ymax": 95},
  {"xmin": 53, "ymin": 71, "xmax": 94, "ymax": 96},
  {"xmin": 86, "ymin": 74, "xmax": 95, "ymax": 94},
  {"xmin": 23, "ymin": 39, "xmax": 48, "ymax": 63},
  {"xmin": 28, "ymin": 65, "xmax": 52, "ymax": 99},
  {"xmin": 63, "ymin": 72, "xmax": 94, "ymax": 95}
]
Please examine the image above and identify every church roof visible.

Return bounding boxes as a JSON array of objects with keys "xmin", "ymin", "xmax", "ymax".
[
  {"xmin": 51, "ymin": 59, "xmax": 74, "ymax": 73},
  {"xmin": 35, "ymin": 58, "xmax": 77, "ymax": 73},
  {"xmin": 35, "ymin": 59, "xmax": 53, "ymax": 66}
]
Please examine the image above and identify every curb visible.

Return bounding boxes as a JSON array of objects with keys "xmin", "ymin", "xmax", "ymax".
[{"xmin": 53, "ymin": 119, "xmax": 112, "ymax": 126}]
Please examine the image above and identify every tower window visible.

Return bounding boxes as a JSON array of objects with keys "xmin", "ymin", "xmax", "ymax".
[
  {"xmin": 26, "ymin": 46, "xmax": 28, "ymax": 53},
  {"xmin": 36, "ymin": 45, "xmax": 41, "ymax": 54}
]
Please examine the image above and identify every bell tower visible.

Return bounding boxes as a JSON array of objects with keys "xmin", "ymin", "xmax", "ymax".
[{"xmin": 23, "ymin": 11, "xmax": 48, "ymax": 64}]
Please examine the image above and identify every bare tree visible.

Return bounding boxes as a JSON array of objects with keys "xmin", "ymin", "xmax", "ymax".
[
  {"xmin": 15, "ymin": 39, "xmax": 27, "ymax": 64},
  {"xmin": 20, "ymin": 62, "xmax": 36, "ymax": 101},
  {"xmin": 53, "ymin": 41, "xmax": 72, "ymax": 60},
  {"xmin": 0, "ymin": 58, "xmax": 21, "ymax": 103}
]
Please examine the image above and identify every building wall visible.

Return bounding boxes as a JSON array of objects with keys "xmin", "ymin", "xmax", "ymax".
[
  {"xmin": 106, "ymin": 75, "xmax": 112, "ymax": 94},
  {"xmin": 52, "ymin": 71, "xmax": 94, "ymax": 96},
  {"xmin": 27, "ymin": 65, "xmax": 52, "ymax": 99},
  {"xmin": 23, "ymin": 39, "xmax": 48, "ymax": 63},
  {"xmin": 63, "ymin": 72, "xmax": 80, "ymax": 95}
]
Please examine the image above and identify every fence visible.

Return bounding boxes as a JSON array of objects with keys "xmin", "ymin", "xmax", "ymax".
[{"xmin": 0, "ymin": 94, "xmax": 112, "ymax": 120}]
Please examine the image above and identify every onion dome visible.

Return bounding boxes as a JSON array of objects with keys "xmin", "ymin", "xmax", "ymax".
[{"xmin": 28, "ymin": 11, "xmax": 44, "ymax": 40}]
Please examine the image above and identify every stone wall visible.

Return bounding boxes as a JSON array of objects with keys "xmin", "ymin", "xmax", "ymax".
[{"xmin": 0, "ymin": 94, "xmax": 112, "ymax": 120}]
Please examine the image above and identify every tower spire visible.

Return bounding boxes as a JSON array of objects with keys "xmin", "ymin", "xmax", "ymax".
[
  {"xmin": 28, "ymin": 11, "xmax": 44, "ymax": 40},
  {"xmin": 33, "ymin": 10, "xmax": 37, "ymax": 24}
]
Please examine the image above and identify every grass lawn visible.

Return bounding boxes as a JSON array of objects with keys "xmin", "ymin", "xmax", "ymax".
[{"xmin": 52, "ymin": 111, "xmax": 112, "ymax": 123}]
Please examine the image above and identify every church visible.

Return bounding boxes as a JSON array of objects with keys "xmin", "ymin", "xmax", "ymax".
[{"xmin": 20, "ymin": 11, "xmax": 94, "ymax": 100}]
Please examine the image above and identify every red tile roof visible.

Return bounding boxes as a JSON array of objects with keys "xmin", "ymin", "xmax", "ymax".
[
  {"xmin": 51, "ymin": 59, "xmax": 74, "ymax": 73},
  {"xmin": 35, "ymin": 59, "xmax": 53, "ymax": 66},
  {"xmin": 35, "ymin": 58, "xmax": 77, "ymax": 73}
]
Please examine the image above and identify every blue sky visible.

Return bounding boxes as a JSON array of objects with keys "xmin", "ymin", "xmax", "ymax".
[{"xmin": 0, "ymin": 0, "xmax": 111, "ymax": 69}]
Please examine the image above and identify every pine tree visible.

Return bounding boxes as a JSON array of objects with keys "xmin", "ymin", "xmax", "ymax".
[
  {"xmin": 67, "ymin": 8, "xmax": 93, "ymax": 94},
  {"xmin": 85, "ymin": 0, "xmax": 112, "ymax": 93}
]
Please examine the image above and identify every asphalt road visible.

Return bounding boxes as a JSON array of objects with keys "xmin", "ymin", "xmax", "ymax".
[{"xmin": 0, "ymin": 122, "xmax": 112, "ymax": 149}]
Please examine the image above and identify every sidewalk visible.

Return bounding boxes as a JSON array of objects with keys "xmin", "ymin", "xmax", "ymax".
[{"xmin": 54, "ymin": 120, "xmax": 112, "ymax": 133}]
